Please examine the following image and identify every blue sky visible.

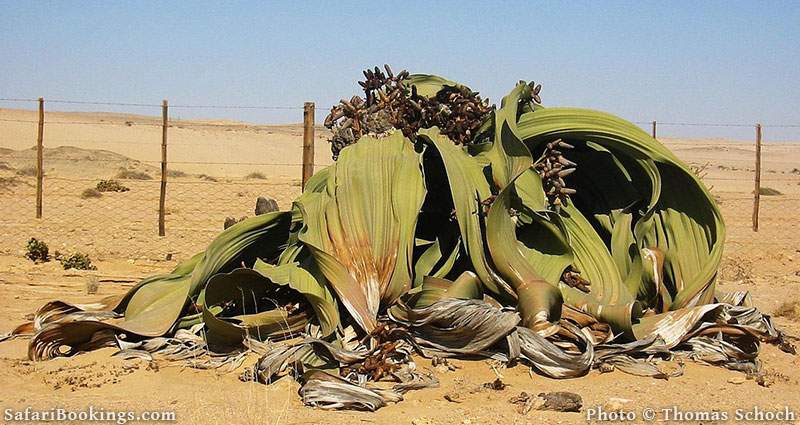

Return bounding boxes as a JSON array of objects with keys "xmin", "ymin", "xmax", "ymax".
[{"xmin": 1, "ymin": 1, "xmax": 798, "ymax": 140}]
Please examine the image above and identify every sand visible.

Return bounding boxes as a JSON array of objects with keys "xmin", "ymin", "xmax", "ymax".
[
  {"xmin": 0, "ymin": 108, "xmax": 335, "ymax": 260},
  {"xmin": 0, "ymin": 108, "xmax": 799, "ymax": 424}
]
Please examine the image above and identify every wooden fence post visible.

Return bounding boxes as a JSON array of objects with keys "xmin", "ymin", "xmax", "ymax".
[
  {"xmin": 159, "ymin": 100, "xmax": 168, "ymax": 237},
  {"xmin": 302, "ymin": 102, "xmax": 315, "ymax": 190},
  {"xmin": 651, "ymin": 120, "xmax": 657, "ymax": 139},
  {"xmin": 36, "ymin": 97, "xmax": 44, "ymax": 219},
  {"xmin": 752, "ymin": 123, "xmax": 762, "ymax": 232}
]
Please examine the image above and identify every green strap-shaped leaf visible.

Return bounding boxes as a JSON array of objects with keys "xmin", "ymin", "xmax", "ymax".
[
  {"xmin": 416, "ymin": 128, "xmax": 515, "ymax": 302},
  {"xmin": 405, "ymin": 74, "xmax": 461, "ymax": 98},
  {"xmin": 190, "ymin": 211, "xmax": 292, "ymax": 295},
  {"xmin": 516, "ymin": 107, "xmax": 724, "ymax": 315},
  {"xmin": 121, "ymin": 211, "xmax": 291, "ymax": 337},
  {"xmin": 252, "ymin": 260, "xmax": 339, "ymax": 336},
  {"xmin": 411, "ymin": 272, "xmax": 484, "ymax": 309},
  {"xmin": 412, "ymin": 236, "xmax": 460, "ymax": 287},
  {"xmin": 651, "ymin": 163, "xmax": 723, "ymax": 309},
  {"xmin": 296, "ymin": 132, "xmax": 426, "ymax": 332},
  {"xmin": 203, "ymin": 268, "xmax": 309, "ymax": 348},
  {"xmin": 484, "ymin": 83, "xmax": 565, "ymax": 329},
  {"xmin": 512, "ymin": 168, "xmax": 573, "ymax": 285}
]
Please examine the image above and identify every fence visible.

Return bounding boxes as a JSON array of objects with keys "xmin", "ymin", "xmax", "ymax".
[
  {"xmin": 0, "ymin": 97, "xmax": 331, "ymax": 261},
  {"xmin": 1, "ymin": 98, "xmax": 798, "ymax": 263},
  {"xmin": 639, "ymin": 120, "xmax": 800, "ymax": 255}
]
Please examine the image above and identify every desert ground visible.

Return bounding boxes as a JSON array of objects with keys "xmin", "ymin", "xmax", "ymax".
[{"xmin": 0, "ymin": 107, "xmax": 799, "ymax": 424}]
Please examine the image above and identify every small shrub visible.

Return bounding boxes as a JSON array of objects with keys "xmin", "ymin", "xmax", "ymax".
[
  {"xmin": 116, "ymin": 169, "xmax": 153, "ymax": 180},
  {"xmin": 758, "ymin": 187, "xmax": 782, "ymax": 196},
  {"xmin": 16, "ymin": 166, "xmax": 37, "ymax": 177},
  {"xmin": 0, "ymin": 162, "xmax": 12, "ymax": 171},
  {"xmin": 25, "ymin": 238, "xmax": 50, "ymax": 263},
  {"xmin": 81, "ymin": 188, "xmax": 103, "ymax": 199},
  {"xmin": 55, "ymin": 251, "xmax": 97, "ymax": 270},
  {"xmin": 96, "ymin": 179, "xmax": 129, "ymax": 192},
  {"xmin": 198, "ymin": 174, "xmax": 218, "ymax": 182},
  {"xmin": 166, "ymin": 169, "xmax": 187, "ymax": 178},
  {"xmin": 791, "ymin": 168, "xmax": 800, "ymax": 175},
  {"xmin": 245, "ymin": 172, "xmax": 267, "ymax": 180}
]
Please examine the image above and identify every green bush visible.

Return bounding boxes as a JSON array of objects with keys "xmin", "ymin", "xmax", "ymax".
[
  {"xmin": 96, "ymin": 179, "xmax": 130, "ymax": 192},
  {"xmin": 25, "ymin": 238, "xmax": 50, "ymax": 263},
  {"xmin": 55, "ymin": 251, "xmax": 97, "ymax": 270}
]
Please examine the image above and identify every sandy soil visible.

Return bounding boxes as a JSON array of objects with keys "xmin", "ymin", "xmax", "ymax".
[
  {"xmin": 1, "ymin": 108, "xmax": 799, "ymax": 424},
  {"xmin": 0, "ymin": 108, "xmax": 334, "ymax": 260}
]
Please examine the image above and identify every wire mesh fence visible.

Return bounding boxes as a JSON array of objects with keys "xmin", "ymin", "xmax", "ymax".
[
  {"xmin": 0, "ymin": 98, "xmax": 334, "ymax": 261},
  {"xmin": 641, "ymin": 122, "xmax": 800, "ymax": 256},
  {"xmin": 1, "ymin": 97, "xmax": 798, "ymax": 264}
]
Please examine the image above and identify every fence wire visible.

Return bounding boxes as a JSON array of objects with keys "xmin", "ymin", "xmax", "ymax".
[
  {"xmin": 1, "ymin": 99, "xmax": 798, "ymax": 263},
  {"xmin": 0, "ymin": 101, "xmax": 325, "ymax": 260}
]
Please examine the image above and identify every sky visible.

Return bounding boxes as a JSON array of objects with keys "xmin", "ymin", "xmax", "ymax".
[{"xmin": 1, "ymin": 1, "xmax": 799, "ymax": 140}]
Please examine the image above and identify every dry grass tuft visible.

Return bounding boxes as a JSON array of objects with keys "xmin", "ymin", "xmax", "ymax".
[
  {"xmin": 15, "ymin": 166, "xmax": 38, "ymax": 177},
  {"xmin": 758, "ymin": 187, "xmax": 782, "ymax": 196},
  {"xmin": 245, "ymin": 172, "xmax": 267, "ymax": 180},
  {"xmin": 690, "ymin": 162, "xmax": 710, "ymax": 179},
  {"xmin": 81, "ymin": 188, "xmax": 103, "ymax": 199},
  {"xmin": 773, "ymin": 300, "xmax": 800, "ymax": 321},
  {"xmin": 0, "ymin": 176, "xmax": 21, "ymax": 189},
  {"xmin": 85, "ymin": 276, "xmax": 99, "ymax": 294},
  {"xmin": 718, "ymin": 257, "xmax": 753, "ymax": 285},
  {"xmin": 116, "ymin": 169, "xmax": 153, "ymax": 180}
]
